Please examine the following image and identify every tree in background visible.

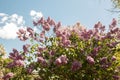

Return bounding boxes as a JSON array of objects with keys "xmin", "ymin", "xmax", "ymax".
[
  {"xmin": 0, "ymin": 44, "xmax": 6, "ymax": 79},
  {"xmin": 0, "ymin": 44, "xmax": 11, "ymax": 80},
  {"xmin": 0, "ymin": 44, "xmax": 6, "ymax": 58},
  {"xmin": 112, "ymin": 0, "xmax": 120, "ymax": 10}
]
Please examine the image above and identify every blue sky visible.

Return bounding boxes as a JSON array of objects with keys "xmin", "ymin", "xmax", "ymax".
[{"xmin": 0, "ymin": 0, "xmax": 119, "ymax": 54}]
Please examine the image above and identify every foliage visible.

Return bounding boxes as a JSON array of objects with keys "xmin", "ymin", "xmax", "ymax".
[
  {"xmin": 2, "ymin": 17, "xmax": 120, "ymax": 80},
  {"xmin": 112, "ymin": 0, "xmax": 120, "ymax": 9},
  {"xmin": 0, "ymin": 44, "xmax": 12, "ymax": 80},
  {"xmin": 114, "ymin": 44, "xmax": 120, "ymax": 66},
  {"xmin": 0, "ymin": 44, "xmax": 6, "ymax": 57}
]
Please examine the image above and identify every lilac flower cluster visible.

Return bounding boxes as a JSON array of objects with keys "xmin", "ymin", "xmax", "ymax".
[
  {"xmin": 86, "ymin": 56, "xmax": 95, "ymax": 65},
  {"xmin": 71, "ymin": 60, "xmax": 82, "ymax": 71},
  {"xmin": 55, "ymin": 55, "xmax": 68, "ymax": 66},
  {"xmin": 7, "ymin": 48, "xmax": 25, "ymax": 68},
  {"xmin": 3, "ymin": 72, "xmax": 14, "ymax": 80}
]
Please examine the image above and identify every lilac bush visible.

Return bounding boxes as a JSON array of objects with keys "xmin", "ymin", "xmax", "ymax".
[{"xmin": 3, "ymin": 17, "xmax": 120, "ymax": 80}]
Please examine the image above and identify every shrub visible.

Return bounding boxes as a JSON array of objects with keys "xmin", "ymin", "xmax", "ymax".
[{"xmin": 3, "ymin": 17, "xmax": 120, "ymax": 80}]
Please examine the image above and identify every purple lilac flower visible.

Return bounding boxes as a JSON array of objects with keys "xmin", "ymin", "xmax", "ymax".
[
  {"xmin": 55, "ymin": 30, "xmax": 62, "ymax": 37},
  {"xmin": 71, "ymin": 60, "xmax": 82, "ymax": 71},
  {"xmin": 49, "ymin": 19, "xmax": 55, "ymax": 26},
  {"xmin": 3, "ymin": 72, "xmax": 14, "ymax": 80},
  {"xmin": 99, "ymin": 25, "xmax": 105, "ymax": 31},
  {"xmin": 27, "ymin": 27, "xmax": 34, "ymax": 34},
  {"xmin": 27, "ymin": 27, "xmax": 35, "ymax": 38},
  {"xmin": 20, "ymin": 35, "xmax": 28, "ymax": 41},
  {"xmin": 17, "ymin": 28, "xmax": 29, "ymax": 41},
  {"xmin": 101, "ymin": 64, "xmax": 109, "ymax": 69},
  {"xmin": 37, "ymin": 52, "xmax": 42, "ymax": 57},
  {"xmin": 61, "ymin": 35, "xmax": 71, "ymax": 47},
  {"xmin": 37, "ymin": 57, "xmax": 47, "ymax": 66},
  {"xmin": 47, "ymin": 17, "xmax": 51, "ymax": 23},
  {"xmin": 100, "ymin": 57, "xmax": 107, "ymax": 64},
  {"xmin": 112, "ymin": 56, "xmax": 116, "ymax": 61},
  {"xmin": 55, "ymin": 58, "xmax": 62, "ymax": 65},
  {"xmin": 27, "ymin": 66, "xmax": 34, "ymax": 74},
  {"xmin": 91, "ymin": 46, "xmax": 101, "ymax": 56},
  {"xmin": 94, "ymin": 22, "xmax": 102, "ymax": 29},
  {"xmin": 18, "ymin": 29, "xmax": 26, "ymax": 34},
  {"xmin": 42, "ymin": 23, "xmax": 50, "ymax": 31},
  {"xmin": 56, "ymin": 22, "xmax": 62, "ymax": 28},
  {"xmin": 110, "ymin": 27, "xmax": 119, "ymax": 34},
  {"xmin": 40, "ymin": 30, "xmax": 45, "ymax": 38},
  {"xmin": 23, "ymin": 44, "xmax": 30, "ymax": 53},
  {"xmin": 62, "ymin": 39, "xmax": 71, "ymax": 47},
  {"xmin": 33, "ymin": 21, "xmax": 38, "ymax": 26},
  {"xmin": 37, "ymin": 47, "xmax": 46, "ymax": 52},
  {"xmin": 55, "ymin": 55, "xmax": 68, "ymax": 66},
  {"xmin": 49, "ymin": 50, "xmax": 55, "ymax": 56},
  {"xmin": 14, "ymin": 60, "xmax": 25, "ymax": 66},
  {"xmin": 27, "ymin": 67, "xmax": 33, "ymax": 74},
  {"xmin": 6, "ymin": 62, "xmax": 15, "ymax": 68},
  {"xmin": 37, "ymin": 17, "xmax": 44, "ymax": 25},
  {"xmin": 113, "ymin": 75, "xmax": 120, "ymax": 80},
  {"xmin": 9, "ymin": 49, "xmax": 24, "ymax": 60},
  {"xmin": 7, "ymin": 60, "xmax": 25, "ymax": 68},
  {"xmin": 107, "ymin": 42, "xmax": 119, "ymax": 48},
  {"xmin": 60, "ymin": 55, "xmax": 68, "ymax": 64},
  {"xmin": 111, "ymin": 18, "xmax": 117, "ymax": 27},
  {"xmin": 86, "ymin": 56, "xmax": 95, "ymax": 65}
]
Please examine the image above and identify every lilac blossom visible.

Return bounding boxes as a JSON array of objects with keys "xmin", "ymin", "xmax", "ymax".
[
  {"xmin": 6, "ymin": 62, "xmax": 15, "ymax": 68},
  {"xmin": 91, "ymin": 46, "xmax": 101, "ymax": 56},
  {"xmin": 55, "ymin": 58, "xmax": 62, "ymax": 65},
  {"xmin": 86, "ymin": 56, "xmax": 95, "ymax": 65},
  {"xmin": 71, "ymin": 60, "xmax": 82, "ymax": 71},
  {"xmin": 23, "ymin": 44, "xmax": 30, "ymax": 53},
  {"xmin": 113, "ymin": 75, "xmax": 120, "ymax": 80},
  {"xmin": 14, "ymin": 60, "xmax": 25, "ymax": 66},
  {"xmin": 3, "ymin": 72, "xmax": 14, "ymax": 80},
  {"xmin": 27, "ymin": 65, "xmax": 34, "ymax": 74},
  {"xmin": 100, "ymin": 57, "xmax": 107, "ymax": 64},
  {"xmin": 40, "ymin": 30, "xmax": 45, "ymax": 38},
  {"xmin": 37, "ymin": 57, "xmax": 47, "ymax": 66},
  {"xmin": 49, "ymin": 50, "xmax": 55, "ymax": 56},
  {"xmin": 49, "ymin": 19, "xmax": 55, "ymax": 26},
  {"xmin": 42, "ymin": 23, "xmax": 50, "ymax": 31},
  {"xmin": 9, "ymin": 49, "xmax": 22, "ymax": 60},
  {"xmin": 55, "ymin": 55, "xmax": 68, "ymax": 65},
  {"xmin": 94, "ymin": 22, "xmax": 102, "ymax": 29},
  {"xmin": 112, "ymin": 56, "xmax": 116, "ymax": 61},
  {"xmin": 27, "ymin": 27, "xmax": 34, "ymax": 38},
  {"xmin": 111, "ymin": 18, "xmax": 117, "ymax": 27}
]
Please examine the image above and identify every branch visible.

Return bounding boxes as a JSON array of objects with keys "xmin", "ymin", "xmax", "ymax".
[{"xmin": 106, "ymin": 9, "xmax": 120, "ymax": 13}]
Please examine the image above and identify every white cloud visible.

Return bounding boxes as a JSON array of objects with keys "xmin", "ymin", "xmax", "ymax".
[
  {"xmin": 11, "ymin": 14, "xmax": 18, "ymax": 19},
  {"xmin": 17, "ymin": 16, "xmax": 24, "ymax": 25},
  {"xmin": 0, "ymin": 13, "xmax": 25, "ymax": 39},
  {"xmin": 0, "ymin": 10, "xmax": 43, "ymax": 39},
  {"xmin": 30, "ymin": 10, "xmax": 43, "ymax": 32},
  {"xmin": 0, "ymin": 13, "xmax": 7, "ymax": 17},
  {"xmin": 30, "ymin": 10, "xmax": 43, "ymax": 20},
  {"xmin": 30, "ymin": 10, "xmax": 36, "ymax": 16},
  {"xmin": 0, "ymin": 23, "xmax": 18, "ymax": 39},
  {"xmin": 1, "ymin": 16, "xmax": 8, "ymax": 23}
]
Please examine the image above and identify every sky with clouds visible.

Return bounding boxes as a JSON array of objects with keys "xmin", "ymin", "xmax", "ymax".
[{"xmin": 0, "ymin": 0, "xmax": 119, "ymax": 54}]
